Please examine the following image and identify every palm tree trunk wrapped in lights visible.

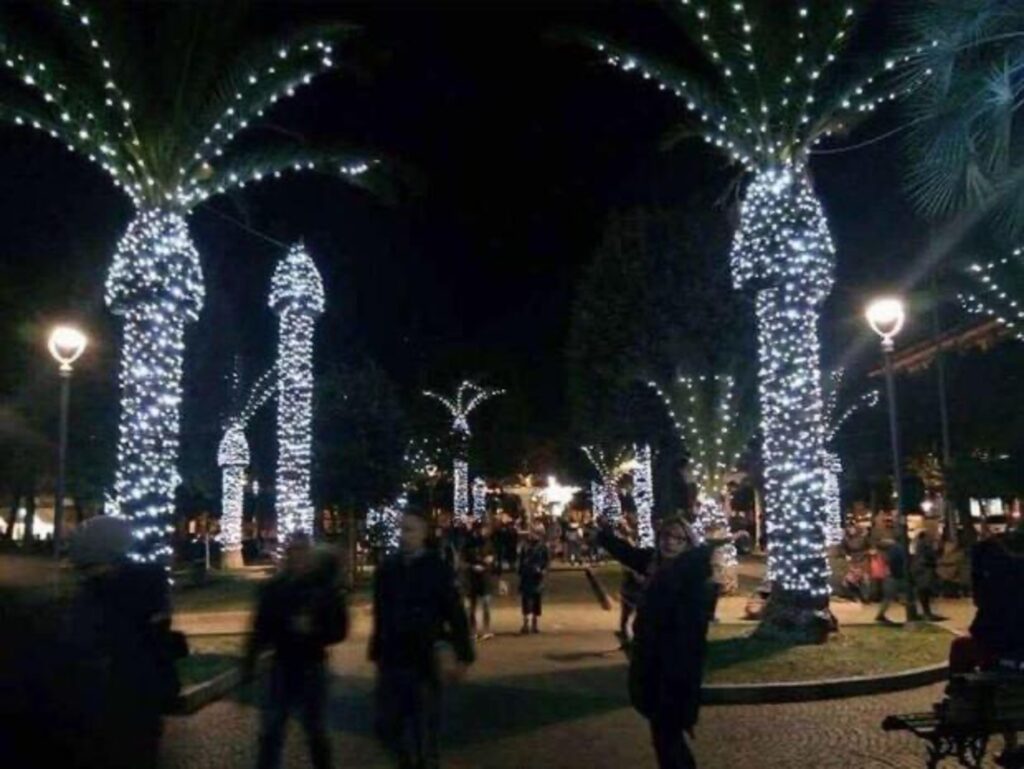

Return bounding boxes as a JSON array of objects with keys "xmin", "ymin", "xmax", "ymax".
[
  {"xmin": 731, "ymin": 166, "xmax": 835, "ymax": 608},
  {"xmin": 217, "ymin": 423, "xmax": 250, "ymax": 569},
  {"xmin": 271, "ymin": 243, "xmax": 325, "ymax": 544},
  {"xmin": 105, "ymin": 209, "xmax": 204, "ymax": 563}
]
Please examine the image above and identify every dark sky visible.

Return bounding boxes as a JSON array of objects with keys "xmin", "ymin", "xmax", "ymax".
[{"xmin": 0, "ymin": 1, "xmax": 939, "ymax": 473}]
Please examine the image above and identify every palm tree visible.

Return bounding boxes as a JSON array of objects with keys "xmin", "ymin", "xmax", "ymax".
[
  {"xmin": 901, "ymin": 0, "xmax": 1024, "ymax": 237},
  {"xmin": 584, "ymin": 1, "xmax": 925, "ymax": 624},
  {"xmin": 0, "ymin": 1, "xmax": 380, "ymax": 563}
]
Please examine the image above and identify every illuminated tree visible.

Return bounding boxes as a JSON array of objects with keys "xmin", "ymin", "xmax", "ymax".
[
  {"xmin": 648, "ymin": 372, "xmax": 753, "ymax": 574},
  {"xmin": 423, "ymin": 381, "xmax": 503, "ymax": 522},
  {"xmin": 582, "ymin": 445, "xmax": 632, "ymax": 523},
  {"xmin": 271, "ymin": 243, "xmax": 325, "ymax": 544},
  {"xmin": 0, "ymin": 2, "xmax": 379, "ymax": 563},
  {"xmin": 585, "ymin": 2, "xmax": 928, "ymax": 627}
]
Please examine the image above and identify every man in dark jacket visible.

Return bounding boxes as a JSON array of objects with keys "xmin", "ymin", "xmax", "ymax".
[
  {"xmin": 245, "ymin": 535, "xmax": 348, "ymax": 769},
  {"xmin": 371, "ymin": 510, "xmax": 474, "ymax": 769},
  {"xmin": 599, "ymin": 515, "xmax": 714, "ymax": 769},
  {"xmin": 463, "ymin": 521, "xmax": 495, "ymax": 639},
  {"xmin": 59, "ymin": 516, "xmax": 181, "ymax": 769}
]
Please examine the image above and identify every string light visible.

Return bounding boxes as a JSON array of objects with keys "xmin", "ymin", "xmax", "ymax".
[
  {"xmin": 961, "ymin": 248, "xmax": 1024, "ymax": 340},
  {"xmin": 423, "ymin": 381, "xmax": 503, "ymax": 522},
  {"xmin": 270, "ymin": 242, "xmax": 324, "ymax": 544},
  {"xmin": 821, "ymin": 370, "xmax": 879, "ymax": 545},
  {"xmin": 105, "ymin": 209, "xmax": 203, "ymax": 565},
  {"xmin": 632, "ymin": 444, "xmax": 655, "ymax": 547},
  {"xmin": 217, "ymin": 422, "xmax": 249, "ymax": 563}
]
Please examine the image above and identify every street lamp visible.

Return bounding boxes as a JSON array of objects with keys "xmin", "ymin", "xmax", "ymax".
[
  {"xmin": 47, "ymin": 325, "xmax": 87, "ymax": 559},
  {"xmin": 865, "ymin": 298, "xmax": 919, "ymax": 622}
]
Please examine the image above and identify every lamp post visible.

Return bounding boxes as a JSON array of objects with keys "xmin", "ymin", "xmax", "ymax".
[
  {"xmin": 865, "ymin": 298, "xmax": 919, "ymax": 622},
  {"xmin": 47, "ymin": 325, "xmax": 88, "ymax": 559}
]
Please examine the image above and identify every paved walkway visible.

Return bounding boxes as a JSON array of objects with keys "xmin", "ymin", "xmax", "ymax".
[
  {"xmin": 165, "ymin": 567, "xmax": 991, "ymax": 769},
  {"xmin": 163, "ymin": 602, "xmax": 1000, "ymax": 769}
]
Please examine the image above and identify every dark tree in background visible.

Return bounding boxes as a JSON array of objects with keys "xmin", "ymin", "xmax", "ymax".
[
  {"xmin": 567, "ymin": 198, "xmax": 754, "ymax": 514},
  {"xmin": 314, "ymin": 360, "xmax": 408, "ymax": 521}
]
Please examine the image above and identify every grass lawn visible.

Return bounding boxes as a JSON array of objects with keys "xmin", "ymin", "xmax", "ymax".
[
  {"xmin": 172, "ymin": 572, "xmax": 265, "ymax": 613},
  {"xmin": 178, "ymin": 634, "xmax": 247, "ymax": 688},
  {"xmin": 704, "ymin": 622, "xmax": 951, "ymax": 684}
]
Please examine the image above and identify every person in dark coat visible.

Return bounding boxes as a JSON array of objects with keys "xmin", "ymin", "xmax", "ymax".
[
  {"xmin": 244, "ymin": 535, "xmax": 349, "ymax": 769},
  {"xmin": 598, "ymin": 515, "xmax": 714, "ymax": 769},
  {"xmin": 518, "ymin": 525, "xmax": 550, "ymax": 634},
  {"xmin": 912, "ymin": 529, "xmax": 945, "ymax": 621},
  {"xmin": 60, "ymin": 516, "xmax": 182, "ymax": 769},
  {"xmin": 463, "ymin": 521, "xmax": 495, "ymax": 639},
  {"xmin": 371, "ymin": 510, "xmax": 475, "ymax": 769}
]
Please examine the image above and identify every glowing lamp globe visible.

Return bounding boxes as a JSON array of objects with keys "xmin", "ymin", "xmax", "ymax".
[
  {"xmin": 48, "ymin": 326, "xmax": 88, "ymax": 372},
  {"xmin": 866, "ymin": 298, "xmax": 905, "ymax": 348}
]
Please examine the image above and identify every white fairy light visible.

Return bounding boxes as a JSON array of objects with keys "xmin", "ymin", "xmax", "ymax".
[
  {"xmin": 582, "ymin": 446, "xmax": 630, "ymax": 522},
  {"xmin": 960, "ymin": 247, "xmax": 1024, "ymax": 340},
  {"xmin": 217, "ymin": 422, "xmax": 250, "ymax": 563},
  {"xmin": 423, "ymin": 381, "xmax": 503, "ymax": 522},
  {"xmin": 367, "ymin": 493, "xmax": 406, "ymax": 554},
  {"xmin": 105, "ymin": 209, "xmax": 203, "ymax": 565},
  {"xmin": 270, "ymin": 242, "xmax": 325, "ymax": 545},
  {"xmin": 730, "ymin": 165, "xmax": 833, "ymax": 598},
  {"xmin": 633, "ymin": 444, "xmax": 655, "ymax": 547},
  {"xmin": 472, "ymin": 476, "xmax": 488, "ymax": 520}
]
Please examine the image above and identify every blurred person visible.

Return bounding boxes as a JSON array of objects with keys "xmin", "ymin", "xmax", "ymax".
[
  {"xmin": 875, "ymin": 538, "xmax": 910, "ymax": 625},
  {"xmin": 912, "ymin": 528, "xmax": 945, "ymax": 621},
  {"xmin": 60, "ymin": 516, "xmax": 183, "ymax": 769},
  {"xmin": 371, "ymin": 510, "xmax": 474, "ymax": 769},
  {"xmin": 598, "ymin": 515, "xmax": 715, "ymax": 769},
  {"xmin": 616, "ymin": 519, "xmax": 644, "ymax": 648},
  {"xmin": 463, "ymin": 521, "xmax": 495, "ymax": 639},
  {"xmin": 244, "ymin": 536, "xmax": 349, "ymax": 769},
  {"xmin": 518, "ymin": 525, "xmax": 550, "ymax": 634}
]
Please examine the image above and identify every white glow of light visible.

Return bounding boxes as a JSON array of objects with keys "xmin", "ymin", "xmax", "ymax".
[
  {"xmin": 48, "ymin": 325, "xmax": 88, "ymax": 371},
  {"xmin": 472, "ymin": 476, "xmax": 488, "ymax": 519},
  {"xmin": 866, "ymin": 297, "xmax": 905, "ymax": 344},
  {"xmin": 583, "ymin": 446, "xmax": 630, "ymax": 522},
  {"xmin": 367, "ymin": 493, "xmax": 406, "ymax": 553},
  {"xmin": 270, "ymin": 242, "xmax": 324, "ymax": 545}
]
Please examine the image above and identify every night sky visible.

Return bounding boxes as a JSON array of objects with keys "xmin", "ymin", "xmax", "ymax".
[{"xmin": 0, "ymin": 2, "xmax": 953, "ymax": 481}]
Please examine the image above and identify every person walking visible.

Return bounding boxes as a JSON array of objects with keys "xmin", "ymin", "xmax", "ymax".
[
  {"xmin": 875, "ymin": 538, "xmax": 908, "ymax": 625},
  {"xmin": 464, "ymin": 521, "xmax": 495, "ymax": 640},
  {"xmin": 518, "ymin": 525, "xmax": 550, "ymax": 634},
  {"xmin": 61, "ymin": 516, "xmax": 184, "ymax": 769},
  {"xmin": 371, "ymin": 510, "xmax": 475, "ymax": 769},
  {"xmin": 912, "ymin": 528, "xmax": 945, "ymax": 621},
  {"xmin": 598, "ymin": 515, "xmax": 714, "ymax": 769},
  {"xmin": 244, "ymin": 536, "xmax": 349, "ymax": 769}
]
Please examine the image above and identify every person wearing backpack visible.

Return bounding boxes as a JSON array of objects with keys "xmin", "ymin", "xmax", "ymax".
[{"xmin": 244, "ymin": 535, "xmax": 349, "ymax": 769}]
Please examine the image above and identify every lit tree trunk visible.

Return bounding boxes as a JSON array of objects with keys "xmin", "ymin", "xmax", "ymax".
[
  {"xmin": 270, "ymin": 243, "xmax": 325, "ymax": 547},
  {"xmin": 730, "ymin": 167, "xmax": 834, "ymax": 640},
  {"xmin": 106, "ymin": 209, "xmax": 204, "ymax": 565},
  {"xmin": 634, "ymin": 444, "xmax": 655, "ymax": 547},
  {"xmin": 218, "ymin": 424, "xmax": 248, "ymax": 569}
]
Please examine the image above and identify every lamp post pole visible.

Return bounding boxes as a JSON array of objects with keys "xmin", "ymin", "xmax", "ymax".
[
  {"xmin": 867, "ymin": 298, "xmax": 918, "ymax": 623},
  {"xmin": 54, "ymin": 369, "xmax": 71, "ymax": 559},
  {"xmin": 880, "ymin": 339, "xmax": 918, "ymax": 622},
  {"xmin": 48, "ymin": 326, "xmax": 87, "ymax": 559}
]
